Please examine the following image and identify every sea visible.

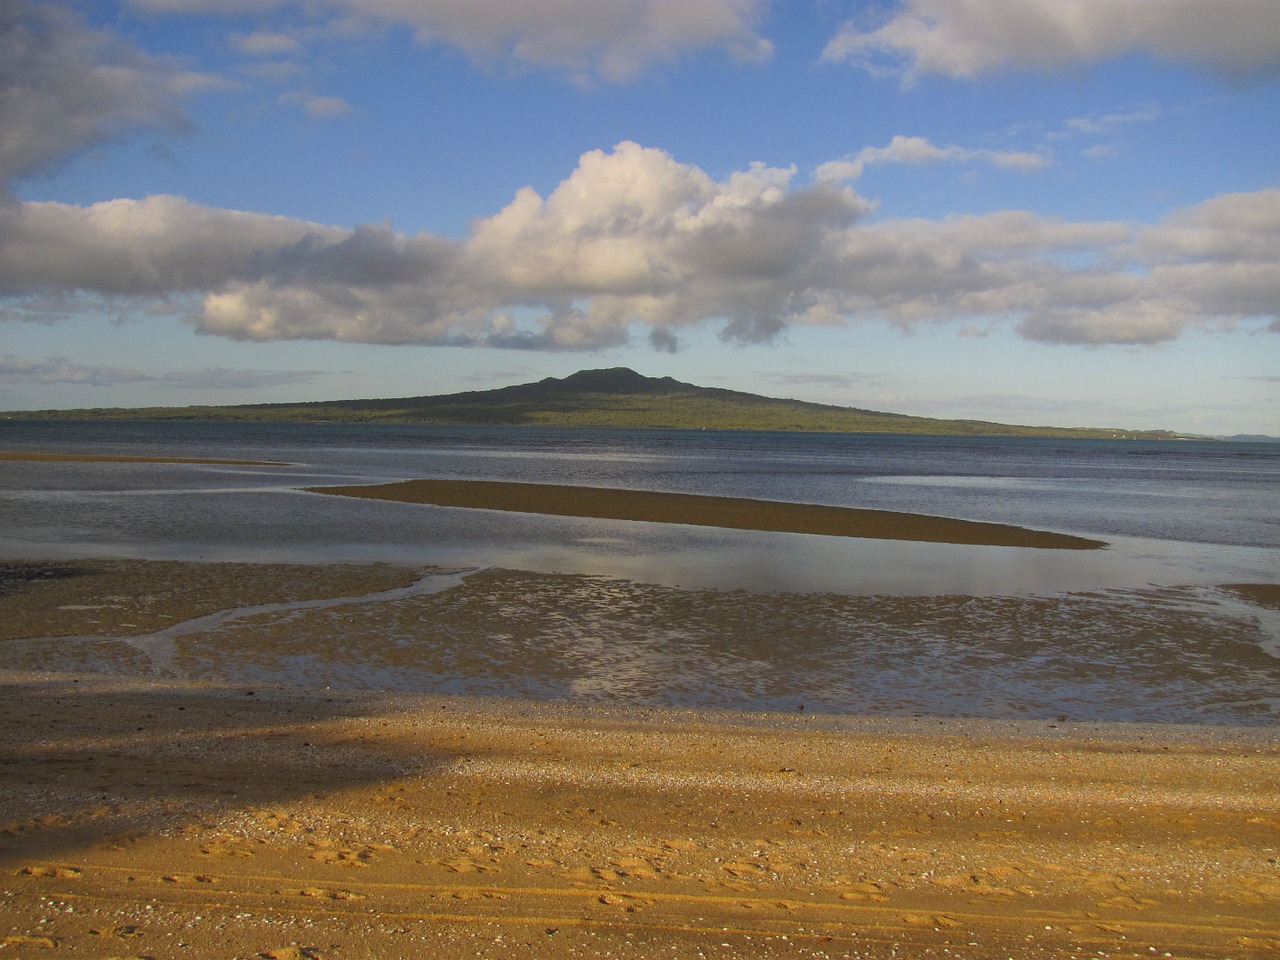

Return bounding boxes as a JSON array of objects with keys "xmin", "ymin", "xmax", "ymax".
[{"xmin": 2, "ymin": 420, "xmax": 1278, "ymax": 725}]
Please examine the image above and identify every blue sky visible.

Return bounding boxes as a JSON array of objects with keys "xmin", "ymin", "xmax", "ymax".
[{"xmin": 1, "ymin": 0, "xmax": 1277, "ymax": 434}]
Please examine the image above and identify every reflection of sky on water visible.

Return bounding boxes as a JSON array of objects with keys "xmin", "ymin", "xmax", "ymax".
[
  {"xmin": 3, "ymin": 421, "xmax": 1277, "ymax": 723},
  {"xmin": 0, "ymin": 456, "xmax": 1276, "ymax": 601},
  {"xmin": 1, "ymin": 423, "xmax": 1276, "ymax": 608}
]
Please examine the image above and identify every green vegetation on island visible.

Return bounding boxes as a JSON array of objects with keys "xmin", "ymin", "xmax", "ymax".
[{"xmin": 4, "ymin": 367, "xmax": 1197, "ymax": 440}]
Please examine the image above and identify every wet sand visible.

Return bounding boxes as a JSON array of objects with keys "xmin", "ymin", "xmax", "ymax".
[
  {"xmin": 1, "ymin": 560, "xmax": 1278, "ymax": 959},
  {"xmin": 309, "ymin": 478, "xmax": 1107, "ymax": 549}
]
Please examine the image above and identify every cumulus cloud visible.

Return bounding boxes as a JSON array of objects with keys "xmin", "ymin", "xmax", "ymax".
[
  {"xmin": 0, "ymin": 0, "xmax": 188, "ymax": 189},
  {"xmin": 129, "ymin": 0, "xmax": 772, "ymax": 83},
  {"xmin": 823, "ymin": 0, "xmax": 1280, "ymax": 80},
  {"xmin": 815, "ymin": 135, "xmax": 1048, "ymax": 181},
  {"xmin": 0, "ymin": 194, "xmax": 346, "ymax": 296},
  {"xmin": 185, "ymin": 143, "xmax": 871, "ymax": 348},
  {"xmin": 0, "ymin": 143, "xmax": 1276, "ymax": 350}
]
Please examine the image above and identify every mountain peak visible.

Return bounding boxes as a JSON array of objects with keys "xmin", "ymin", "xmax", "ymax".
[
  {"xmin": 555, "ymin": 371, "xmax": 665, "ymax": 394},
  {"xmin": 542, "ymin": 368, "xmax": 679, "ymax": 395}
]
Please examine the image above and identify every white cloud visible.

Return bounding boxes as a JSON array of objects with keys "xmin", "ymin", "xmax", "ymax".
[
  {"xmin": 1066, "ymin": 103, "xmax": 1162, "ymax": 136},
  {"xmin": 0, "ymin": 0, "xmax": 188, "ymax": 189},
  {"xmin": 0, "ymin": 144, "xmax": 1276, "ymax": 350},
  {"xmin": 815, "ymin": 135, "xmax": 1049, "ymax": 182},
  {"xmin": 232, "ymin": 29, "xmax": 306, "ymax": 57},
  {"xmin": 824, "ymin": 0, "xmax": 1280, "ymax": 80},
  {"xmin": 0, "ymin": 194, "xmax": 346, "ymax": 297},
  {"xmin": 279, "ymin": 91, "xmax": 352, "ymax": 116},
  {"xmin": 129, "ymin": 0, "xmax": 773, "ymax": 83}
]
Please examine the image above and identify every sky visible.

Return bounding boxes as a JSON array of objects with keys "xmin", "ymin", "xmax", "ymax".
[{"xmin": 1, "ymin": 0, "xmax": 1278, "ymax": 435}]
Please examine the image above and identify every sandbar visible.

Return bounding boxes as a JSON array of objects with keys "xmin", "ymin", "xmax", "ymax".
[{"xmin": 309, "ymin": 478, "xmax": 1107, "ymax": 549}]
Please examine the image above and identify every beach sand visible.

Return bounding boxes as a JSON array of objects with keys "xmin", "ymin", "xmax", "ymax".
[
  {"xmin": 2, "ymin": 673, "xmax": 1278, "ymax": 960},
  {"xmin": 2, "ymin": 561, "xmax": 1278, "ymax": 959}
]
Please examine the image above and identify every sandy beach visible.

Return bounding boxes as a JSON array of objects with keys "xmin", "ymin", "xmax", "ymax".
[
  {"xmin": 1, "ymin": 453, "xmax": 1277, "ymax": 957},
  {"xmin": 1, "ymin": 558, "xmax": 1278, "ymax": 959},
  {"xmin": 2, "ymin": 670, "xmax": 1278, "ymax": 960}
]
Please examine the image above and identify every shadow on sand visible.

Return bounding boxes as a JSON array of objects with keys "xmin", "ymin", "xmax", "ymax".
[{"xmin": 0, "ymin": 675, "xmax": 460, "ymax": 873}]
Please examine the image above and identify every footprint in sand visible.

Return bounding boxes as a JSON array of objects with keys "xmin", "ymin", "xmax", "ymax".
[
  {"xmin": 658, "ymin": 839, "xmax": 699, "ymax": 852},
  {"xmin": 901, "ymin": 913, "xmax": 960, "ymax": 929},
  {"xmin": 932, "ymin": 873, "xmax": 1020, "ymax": 898},
  {"xmin": 598, "ymin": 892, "xmax": 652, "ymax": 912},
  {"xmin": 296, "ymin": 886, "xmax": 365, "ymax": 901},
  {"xmin": 837, "ymin": 880, "xmax": 890, "ymax": 902},
  {"xmin": 17, "ymin": 865, "xmax": 82, "ymax": 879},
  {"xmin": 451, "ymin": 890, "xmax": 508, "ymax": 901},
  {"xmin": 435, "ymin": 857, "xmax": 499, "ymax": 874},
  {"xmin": 306, "ymin": 840, "xmax": 381, "ymax": 868},
  {"xmin": 258, "ymin": 811, "xmax": 308, "ymax": 834},
  {"xmin": 608, "ymin": 856, "xmax": 660, "ymax": 880},
  {"xmin": 3, "ymin": 935, "xmax": 60, "ymax": 948},
  {"xmin": 100, "ymin": 832, "xmax": 147, "ymax": 851},
  {"xmin": 89, "ymin": 925, "xmax": 143, "ymax": 940},
  {"xmin": 721, "ymin": 860, "xmax": 782, "ymax": 883},
  {"xmin": 199, "ymin": 837, "xmax": 263, "ymax": 858}
]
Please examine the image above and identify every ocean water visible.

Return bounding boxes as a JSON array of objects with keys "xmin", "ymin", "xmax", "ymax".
[{"xmin": 2, "ymin": 420, "xmax": 1278, "ymax": 722}]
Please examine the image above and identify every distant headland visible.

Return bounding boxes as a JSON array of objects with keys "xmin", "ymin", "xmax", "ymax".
[{"xmin": 2, "ymin": 367, "xmax": 1209, "ymax": 440}]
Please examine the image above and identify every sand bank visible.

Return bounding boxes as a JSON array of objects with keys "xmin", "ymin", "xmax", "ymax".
[
  {"xmin": 1, "ymin": 672, "xmax": 1277, "ymax": 960},
  {"xmin": 310, "ymin": 478, "xmax": 1107, "ymax": 549}
]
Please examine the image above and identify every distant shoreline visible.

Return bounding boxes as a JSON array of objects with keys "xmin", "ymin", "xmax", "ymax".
[
  {"xmin": 0, "ymin": 366, "xmax": 1210, "ymax": 439},
  {"xmin": 309, "ymin": 477, "xmax": 1108, "ymax": 550},
  {"xmin": 0, "ymin": 450, "xmax": 287, "ymax": 466}
]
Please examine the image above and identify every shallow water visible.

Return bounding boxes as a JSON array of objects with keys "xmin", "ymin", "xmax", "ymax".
[
  {"xmin": 5, "ymin": 565, "xmax": 1277, "ymax": 725},
  {"xmin": 1, "ymin": 422, "xmax": 1277, "ymax": 591},
  {"xmin": 2, "ymin": 422, "xmax": 1277, "ymax": 723}
]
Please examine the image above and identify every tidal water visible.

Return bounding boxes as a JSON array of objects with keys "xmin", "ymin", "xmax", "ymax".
[{"xmin": 2, "ymin": 421, "xmax": 1277, "ymax": 723}]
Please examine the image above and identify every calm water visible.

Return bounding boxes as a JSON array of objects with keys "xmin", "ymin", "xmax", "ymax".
[{"xmin": 2, "ymin": 420, "xmax": 1278, "ymax": 723}]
